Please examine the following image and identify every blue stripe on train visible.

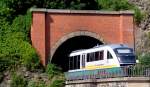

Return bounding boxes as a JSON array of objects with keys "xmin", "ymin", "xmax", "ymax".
[{"xmin": 65, "ymin": 67, "xmax": 126, "ymax": 80}]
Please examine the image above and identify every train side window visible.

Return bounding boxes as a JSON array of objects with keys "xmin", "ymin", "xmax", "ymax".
[
  {"xmin": 74, "ymin": 55, "xmax": 80, "ymax": 69},
  {"xmin": 91, "ymin": 52, "xmax": 95, "ymax": 61},
  {"xmin": 95, "ymin": 51, "xmax": 99, "ymax": 61},
  {"xmin": 69, "ymin": 57, "xmax": 74, "ymax": 70},
  {"xmin": 107, "ymin": 51, "xmax": 113, "ymax": 59},
  {"xmin": 99, "ymin": 51, "xmax": 104, "ymax": 60},
  {"xmin": 87, "ymin": 53, "xmax": 94, "ymax": 62},
  {"xmin": 69, "ymin": 57, "xmax": 73, "ymax": 70},
  {"xmin": 87, "ymin": 53, "xmax": 90, "ymax": 62},
  {"xmin": 87, "ymin": 51, "xmax": 104, "ymax": 61},
  {"xmin": 69, "ymin": 55, "xmax": 80, "ymax": 70}
]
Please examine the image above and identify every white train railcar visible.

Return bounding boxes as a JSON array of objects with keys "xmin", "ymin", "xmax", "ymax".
[{"xmin": 68, "ymin": 44, "xmax": 136, "ymax": 72}]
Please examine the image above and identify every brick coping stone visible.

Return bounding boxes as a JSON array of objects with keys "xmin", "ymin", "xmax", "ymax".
[{"xmin": 30, "ymin": 8, "xmax": 134, "ymax": 15}]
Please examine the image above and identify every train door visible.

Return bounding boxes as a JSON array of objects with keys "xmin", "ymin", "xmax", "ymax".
[
  {"xmin": 106, "ymin": 50, "xmax": 113, "ymax": 64},
  {"xmin": 106, "ymin": 50, "xmax": 118, "ymax": 67},
  {"xmin": 81, "ymin": 54, "xmax": 86, "ymax": 69}
]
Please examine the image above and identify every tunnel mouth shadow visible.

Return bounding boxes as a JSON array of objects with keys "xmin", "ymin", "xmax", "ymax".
[{"xmin": 51, "ymin": 36, "xmax": 103, "ymax": 72}]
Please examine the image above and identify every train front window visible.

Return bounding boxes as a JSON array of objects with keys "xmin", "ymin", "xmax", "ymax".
[
  {"xmin": 116, "ymin": 48, "xmax": 133, "ymax": 54},
  {"xmin": 114, "ymin": 48, "xmax": 136, "ymax": 64}
]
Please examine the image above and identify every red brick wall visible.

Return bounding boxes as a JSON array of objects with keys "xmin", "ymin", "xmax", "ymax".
[
  {"xmin": 31, "ymin": 9, "xmax": 134, "ymax": 66},
  {"xmin": 31, "ymin": 12, "xmax": 46, "ymax": 65}
]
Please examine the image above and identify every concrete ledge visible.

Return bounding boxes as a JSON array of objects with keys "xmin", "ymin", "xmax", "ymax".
[
  {"xmin": 97, "ymin": 77, "xmax": 150, "ymax": 83},
  {"xmin": 30, "ymin": 8, "xmax": 134, "ymax": 15},
  {"xmin": 66, "ymin": 77, "xmax": 150, "ymax": 84}
]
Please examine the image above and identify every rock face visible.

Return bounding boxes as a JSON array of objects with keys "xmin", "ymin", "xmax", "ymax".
[
  {"xmin": 0, "ymin": 67, "xmax": 49, "ymax": 87},
  {"xmin": 129, "ymin": 0, "xmax": 150, "ymax": 54}
]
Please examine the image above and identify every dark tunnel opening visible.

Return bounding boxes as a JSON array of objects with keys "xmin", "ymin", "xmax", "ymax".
[{"xmin": 51, "ymin": 36, "xmax": 103, "ymax": 72}]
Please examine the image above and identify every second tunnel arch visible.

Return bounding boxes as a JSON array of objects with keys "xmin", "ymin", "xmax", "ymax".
[{"xmin": 50, "ymin": 31, "xmax": 106, "ymax": 71}]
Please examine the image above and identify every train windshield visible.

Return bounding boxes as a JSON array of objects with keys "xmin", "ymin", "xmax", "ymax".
[
  {"xmin": 116, "ymin": 49, "xmax": 132, "ymax": 54},
  {"xmin": 114, "ymin": 48, "xmax": 136, "ymax": 64}
]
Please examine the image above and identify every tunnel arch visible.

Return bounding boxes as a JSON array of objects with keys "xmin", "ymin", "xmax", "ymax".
[
  {"xmin": 50, "ymin": 31, "xmax": 106, "ymax": 71},
  {"xmin": 51, "ymin": 31, "xmax": 106, "ymax": 59}
]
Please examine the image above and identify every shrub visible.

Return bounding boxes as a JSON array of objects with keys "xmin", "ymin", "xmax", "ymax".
[
  {"xmin": 0, "ymin": 5, "xmax": 14, "ymax": 21},
  {"xmin": 18, "ymin": 40, "xmax": 40, "ymax": 71},
  {"xmin": 28, "ymin": 80, "xmax": 46, "ymax": 87},
  {"xmin": 0, "ymin": 36, "xmax": 40, "ymax": 71},
  {"xmin": 134, "ymin": 7, "xmax": 145, "ymax": 25},
  {"xmin": 0, "ymin": 11, "xmax": 40, "ymax": 71},
  {"xmin": 46, "ymin": 64, "xmax": 62, "ymax": 79},
  {"xmin": 49, "ymin": 79, "xmax": 64, "ymax": 87},
  {"xmin": 45, "ymin": 64, "xmax": 65, "ymax": 87},
  {"xmin": 97, "ymin": 0, "xmax": 133, "ymax": 11},
  {"xmin": 10, "ymin": 11, "xmax": 32, "ymax": 41},
  {"xmin": 69, "ymin": 1, "xmax": 86, "ymax": 10},
  {"xmin": 10, "ymin": 73, "xmax": 27, "ymax": 87},
  {"xmin": 138, "ymin": 53, "xmax": 150, "ymax": 67},
  {"xmin": 0, "ymin": 54, "xmax": 19, "ymax": 72}
]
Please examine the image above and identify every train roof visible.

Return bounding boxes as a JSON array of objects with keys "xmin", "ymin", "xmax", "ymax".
[
  {"xmin": 106, "ymin": 44, "xmax": 128, "ymax": 49},
  {"xmin": 69, "ymin": 44, "xmax": 130, "ymax": 56}
]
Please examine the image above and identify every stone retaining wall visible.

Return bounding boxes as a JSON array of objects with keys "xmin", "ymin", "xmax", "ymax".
[{"xmin": 65, "ymin": 77, "xmax": 150, "ymax": 87}]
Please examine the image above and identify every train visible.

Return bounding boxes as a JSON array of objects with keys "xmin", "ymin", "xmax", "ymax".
[{"xmin": 65, "ymin": 44, "xmax": 136, "ymax": 80}]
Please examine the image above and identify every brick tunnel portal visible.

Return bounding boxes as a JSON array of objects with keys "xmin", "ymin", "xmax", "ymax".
[{"xmin": 51, "ymin": 36, "xmax": 103, "ymax": 72}]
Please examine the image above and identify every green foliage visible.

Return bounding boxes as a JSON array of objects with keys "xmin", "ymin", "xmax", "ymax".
[
  {"xmin": 133, "ymin": 7, "xmax": 145, "ymax": 25},
  {"xmin": 96, "ymin": 0, "xmax": 144, "ymax": 24},
  {"xmin": 0, "ymin": 18, "xmax": 10, "ymax": 37},
  {"xmin": 0, "ymin": 8, "xmax": 14, "ymax": 21},
  {"xmin": 28, "ymin": 80, "xmax": 46, "ymax": 87},
  {"xmin": 46, "ymin": 64, "xmax": 62, "ymax": 79},
  {"xmin": 49, "ymin": 79, "xmax": 64, "ymax": 87},
  {"xmin": 10, "ymin": 73, "xmax": 27, "ymax": 87},
  {"xmin": 69, "ymin": 1, "xmax": 86, "ymax": 10},
  {"xmin": 44, "ymin": 0, "xmax": 98, "ymax": 10},
  {"xmin": 0, "ymin": 0, "xmax": 14, "ymax": 21},
  {"xmin": 0, "ymin": 0, "xmax": 35, "ymax": 19},
  {"xmin": 44, "ymin": 0, "xmax": 65, "ymax": 9},
  {"xmin": 45, "ymin": 64, "xmax": 65, "ymax": 87},
  {"xmin": 18, "ymin": 40, "xmax": 40, "ymax": 70},
  {"xmin": 0, "ymin": 37, "xmax": 40, "ymax": 71},
  {"xmin": 138, "ymin": 53, "xmax": 150, "ymax": 67},
  {"xmin": 0, "ymin": 0, "xmax": 144, "ymax": 27},
  {"xmin": 10, "ymin": 11, "xmax": 32, "ymax": 41},
  {"xmin": 28, "ymin": 79, "xmax": 65, "ymax": 87},
  {"xmin": 96, "ymin": 0, "xmax": 133, "ymax": 11},
  {"xmin": 0, "ymin": 11, "xmax": 40, "ymax": 71},
  {"xmin": 0, "ymin": 53, "xmax": 19, "ymax": 72}
]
